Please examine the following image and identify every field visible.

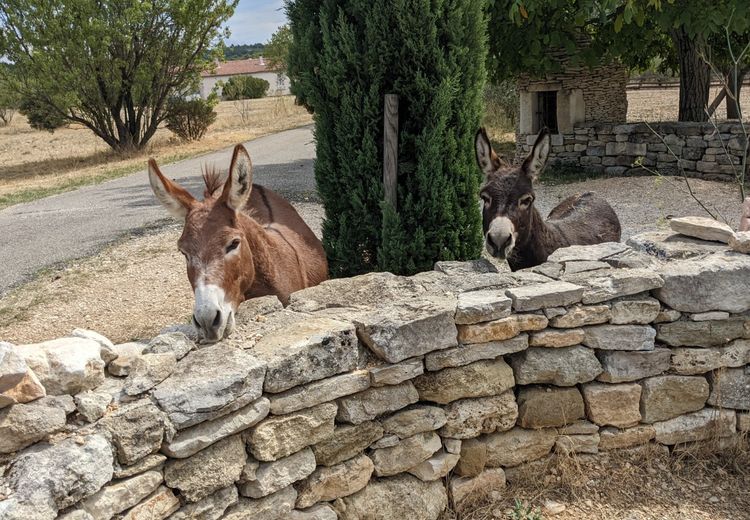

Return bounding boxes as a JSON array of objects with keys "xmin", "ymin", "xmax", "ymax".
[{"xmin": 0, "ymin": 96, "xmax": 312, "ymax": 208}]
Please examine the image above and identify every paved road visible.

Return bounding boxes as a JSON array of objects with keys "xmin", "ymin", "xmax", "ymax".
[{"xmin": 0, "ymin": 126, "xmax": 317, "ymax": 294}]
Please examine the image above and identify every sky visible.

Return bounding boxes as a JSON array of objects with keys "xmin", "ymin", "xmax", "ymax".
[{"xmin": 226, "ymin": 0, "xmax": 287, "ymax": 45}]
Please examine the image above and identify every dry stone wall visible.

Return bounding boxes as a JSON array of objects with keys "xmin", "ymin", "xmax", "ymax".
[
  {"xmin": 517, "ymin": 121, "xmax": 748, "ymax": 182},
  {"xmin": 1, "ymin": 233, "xmax": 750, "ymax": 520}
]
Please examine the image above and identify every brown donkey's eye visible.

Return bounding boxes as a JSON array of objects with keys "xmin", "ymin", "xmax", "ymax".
[
  {"xmin": 226, "ymin": 239, "xmax": 241, "ymax": 253},
  {"xmin": 519, "ymin": 195, "xmax": 534, "ymax": 208}
]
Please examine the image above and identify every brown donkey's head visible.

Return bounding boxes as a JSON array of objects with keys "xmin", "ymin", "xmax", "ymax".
[
  {"xmin": 474, "ymin": 127, "xmax": 550, "ymax": 259},
  {"xmin": 148, "ymin": 145, "xmax": 256, "ymax": 342}
]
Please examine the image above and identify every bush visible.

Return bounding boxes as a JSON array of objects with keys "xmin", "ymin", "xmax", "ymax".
[
  {"xmin": 221, "ymin": 76, "xmax": 269, "ymax": 100},
  {"xmin": 165, "ymin": 97, "xmax": 217, "ymax": 141},
  {"xmin": 18, "ymin": 96, "xmax": 68, "ymax": 131},
  {"xmin": 288, "ymin": 0, "xmax": 487, "ymax": 277}
]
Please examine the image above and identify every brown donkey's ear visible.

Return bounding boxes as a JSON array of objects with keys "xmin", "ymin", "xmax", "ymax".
[
  {"xmin": 221, "ymin": 144, "xmax": 253, "ymax": 212},
  {"xmin": 521, "ymin": 128, "xmax": 551, "ymax": 181},
  {"xmin": 148, "ymin": 159, "xmax": 196, "ymax": 220},
  {"xmin": 475, "ymin": 128, "xmax": 506, "ymax": 177}
]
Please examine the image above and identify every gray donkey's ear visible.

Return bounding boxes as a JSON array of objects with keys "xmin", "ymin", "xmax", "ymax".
[
  {"xmin": 521, "ymin": 128, "xmax": 550, "ymax": 181},
  {"xmin": 475, "ymin": 128, "xmax": 507, "ymax": 177}
]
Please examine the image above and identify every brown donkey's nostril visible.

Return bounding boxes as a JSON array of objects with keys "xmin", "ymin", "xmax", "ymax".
[{"xmin": 212, "ymin": 310, "xmax": 222, "ymax": 328}]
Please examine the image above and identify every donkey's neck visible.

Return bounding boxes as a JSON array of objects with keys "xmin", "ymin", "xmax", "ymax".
[
  {"xmin": 240, "ymin": 218, "xmax": 284, "ymax": 298},
  {"xmin": 508, "ymin": 206, "xmax": 563, "ymax": 271}
]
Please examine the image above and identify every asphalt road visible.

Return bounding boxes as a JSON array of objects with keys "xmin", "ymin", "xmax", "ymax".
[{"xmin": 0, "ymin": 126, "xmax": 318, "ymax": 294}]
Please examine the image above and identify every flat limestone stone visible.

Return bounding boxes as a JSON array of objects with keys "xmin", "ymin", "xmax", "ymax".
[
  {"xmin": 670, "ymin": 216, "xmax": 734, "ymax": 244},
  {"xmin": 425, "ymin": 335, "xmax": 528, "ymax": 371},
  {"xmin": 597, "ymin": 349, "xmax": 671, "ymax": 383},
  {"xmin": 457, "ymin": 314, "xmax": 547, "ymax": 344},
  {"xmin": 653, "ymin": 408, "xmax": 736, "ymax": 445},
  {"xmin": 627, "ymin": 231, "xmax": 729, "ymax": 260},
  {"xmin": 517, "ymin": 386, "xmax": 584, "ymax": 428},
  {"xmin": 222, "ymin": 486, "xmax": 297, "ymax": 520},
  {"xmin": 381, "ymin": 405, "xmax": 447, "ymax": 438},
  {"xmin": 337, "ymin": 474, "xmax": 447, "ymax": 520},
  {"xmin": 370, "ymin": 431, "xmax": 442, "ymax": 477},
  {"xmin": 564, "ymin": 269, "xmax": 664, "ymax": 305},
  {"xmin": 162, "ymin": 397, "xmax": 270, "ymax": 458},
  {"xmin": 656, "ymin": 318, "xmax": 747, "ymax": 347},
  {"xmin": 598, "ymin": 425, "xmax": 655, "ymax": 450},
  {"xmin": 510, "ymin": 346, "xmax": 602, "ymax": 387},
  {"xmin": 81, "ymin": 470, "xmax": 162, "ymax": 519},
  {"xmin": 455, "ymin": 290, "xmax": 512, "ymax": 325},
  {"xmin": 311, "ymin": 421, "xmax": 384, "ymax": 466},
  {"xmin": 413, "ymin": 358, "xmax": 515, "ymax": 404},
  {"xmin": 528, "ymin": 329, "xmax": 584, "ymax": 348},
  {"xmin": 440, "ymin": 391, "xmax": 518, "ymax": 439},
  {"xmin": 246, "ymin": 402, "xmax": 337, "ymax": 461},
  {"xmin": 582, "ymin": 324, "xmax": 656, "ymax": 351},
  {"xmin": 294, "ymin": 453, "xmax": 374, "ymax": 508},
  {"xmin": 369, "ymin": 358, "xmax": 424, "ymax": 386},
  {"xmin": 707, "ymin": 368, "xmax": 750, "ymax": 409},
  {"xmin": 407, "ymin": 450, "xmax": 460, "ymax": 481},
  {"xmin": 670, "ymin": 341, "xmax": 750, "ymax": 375},
  {"xmin": 239, "ymin": 448, "xmax": 316, "ymax": 498},
  {"xmin": 153, "ymin": 344, "xmax": 266, "ymax": 429},
  {"xmin": 167, "ymin": 485, "xmax": 238, "ymax": 520},
  {"xmin": 336, "ymin": 381, "xmax": 418, "ymax": 424},
  {"xmin": 550, "ymin": 305, "xmax": 611, "ymax": 328},
  {"xmin": 505, "ymin": 281, "xmax": 583, "ymax": 311},
  {"xmin": 581, "ymin": 382, "xmax": 642, "ymax": 428},
  {"xmin": 640, "ymin": 375, "xmax": 709, "ymax": 423},
  {"xmin": 268, "ymin": 371, "xmax": 370, "ymax": 415}
]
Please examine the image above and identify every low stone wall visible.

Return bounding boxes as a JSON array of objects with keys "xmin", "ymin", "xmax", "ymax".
[
  {"xmin": 1, "ymin": 236, "xmax": 750, "ymax": 520},
  {"xmin": 517, "ymin": 121, "xmax": 748, "ymax": 181}
]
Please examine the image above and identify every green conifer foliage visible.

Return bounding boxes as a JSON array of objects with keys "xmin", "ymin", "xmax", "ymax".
[{"xmin": 288, "ymin": 0, "xmax": 487, "ymax": 277}]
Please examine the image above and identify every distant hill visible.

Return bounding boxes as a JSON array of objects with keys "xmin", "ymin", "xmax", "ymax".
[{"xmin": 224, "ymin": 43, "xmax": 265, "ymax": 60}]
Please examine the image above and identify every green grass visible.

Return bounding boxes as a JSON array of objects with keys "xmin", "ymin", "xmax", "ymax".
[{"xmin": 0, "ymin": 151, "xmax": 197, "ymax": 211}]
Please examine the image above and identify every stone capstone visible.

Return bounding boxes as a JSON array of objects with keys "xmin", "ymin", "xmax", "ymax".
[
  {"xmin": 510, "ymin": 346, "xmax": 602, "ymax": 387},
  {"xmin": 253, "ymin": 317, "xmax": 359, "ymax": 392},
  {"xmin": 108, "ymin": 342, "xmax": 148, "ymax": 377},
  {"xmin": 336, "ymin": 381, "xmax": 418, "ymax": 424},
  {"xmin": 455, "ymin": 290, "xmax": 512, "ymax": 324},
  {"xmin": 0, "ymin": 343, "xmax": 27, "ymax": 393},
  {"xmin": 153, "ymin": 344, "xmax": 265, "ymax": 429},
  {"xmin": 294, "ymin": 453, "xmax": 374, "ymax": 508},
  {"xmin": 439, "ymin": 391, "xmax": 518, "ymax": 439},
  {"xmin": 72, "ymin": 329, "xmax": 117, "ymax": 364},
  {"xmin": 413, "ymin": 358, "xmax": 515, "ymax": 404},
  {"xmin": 144, "ymin": 332, "xmax": 195, "ymax": 360},
  {"xmin": 1, "ymin": 368, "xmax": 46, "ymax": 406},
  {"xmin": 124, "ymin": 352, "xmax": 177, "ymax": 396},
  {"xmin": 627, "ymin": 231, "xmax": 728, "ymax": 260},
  {"xmin": 246, "ymin": 402, "xmax": 337, "ymax": 461},
  {"xmin": 164, "ymin": 435, "xmax": 246, "ymax": 503},
  {"xmin": 517, "ymin": 386, "xmax": 585, "ymax": 428},
  {"xmin": 505, "ymin": 281, "xmax": 584, "ymax": 311},
  {"xmin": 354, "ymin": 297, "xmax": 458, "ymax": 363},
  {"xmin": 669, "ymin": 216, "xmax": 735, "ymax": 243},
  {"xmin": 640, "ymin": 375, "xmax": 710, "ymax": 423},
  {"xmin": 655, "ymin": 252, "xmax": 750, "ymax": 313},
  {"xmin": 565, "ymin": 269, "xmax": 664, "ymax": 305},
  {"xmin": 581, "ymin": 382, "xmax": 642, "ymax": 428},
  {"xmin": 162, "ymin": 397, "xmax": 270, "ymax": 458},
  {"xmin": 16, "ymin": 337, "xmax": 105, "ymax": 395},
  {"xmin": 729, "ymin": 231, "xmax": 750, "ymax": 254}
]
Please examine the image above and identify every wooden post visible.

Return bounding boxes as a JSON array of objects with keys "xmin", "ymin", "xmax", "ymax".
[{"xmin": 383, "ymin": 94, "xmax": 399, "ymax": 210}]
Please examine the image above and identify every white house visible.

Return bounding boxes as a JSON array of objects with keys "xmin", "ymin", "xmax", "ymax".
[{"xmin": 199, "ymin": 57, "xmax": 290, "ymax": 99}]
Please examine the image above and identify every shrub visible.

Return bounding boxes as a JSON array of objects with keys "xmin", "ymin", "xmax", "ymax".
[
  {"xmin": 483, "ymin": 80, "xmax": 519, "ymax": 133},
  {"xmin": 18, "ymin": 96, "xmax": 68, "ymax": 131},
  {"xmin": 165, "ymin": 96, "xmax": 217, "ymax": 141},
  {"xmin": 288, "ymin": 0, "xmax": 487, "ymax": 277},
  {"xmin": 221, "ymin": 76, "xmax": 269, "ymax": 100}
]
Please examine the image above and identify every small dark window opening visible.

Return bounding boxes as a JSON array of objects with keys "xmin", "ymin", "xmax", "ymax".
[{"xmin": 535, "ymin": 91, "xmax": 558, "ymax": 133}]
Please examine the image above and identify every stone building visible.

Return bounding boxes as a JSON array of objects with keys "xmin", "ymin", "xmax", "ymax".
[{"xmin": 199, "ymin": 57, "xmax": 290, "ymax": 99}]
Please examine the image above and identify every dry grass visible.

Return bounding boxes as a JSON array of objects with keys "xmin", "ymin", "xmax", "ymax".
[
  {"xmin": 444, "ymin": 435, "xmax": 750, "ymax": 520},
  {"xmin": 627, "ymin": 86, "xmax": 750, "ymax": 122},
  {"xmin": 0, "ymin": 96, "xmax": 312, "ymax": 207}
]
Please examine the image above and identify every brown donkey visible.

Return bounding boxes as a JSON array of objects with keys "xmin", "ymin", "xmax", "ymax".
[
  {"xmin": 149, "ymin": 144, "xmax": 328, "ymax": 342},
  {"xmin": 475, "ymin": 128, "xmax": 621, "ymax": 271}
]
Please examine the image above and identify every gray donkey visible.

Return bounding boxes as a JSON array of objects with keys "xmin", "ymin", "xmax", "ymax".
[{"xmin": 475, "ymin": 128, "xmax": 621, "ymax": 271}]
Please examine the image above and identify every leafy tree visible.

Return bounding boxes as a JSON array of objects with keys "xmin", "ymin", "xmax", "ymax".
[
  {"xmin": 265, "ymin": 25, "xmax": 293, "ymax": 72},
  {"xmin": 224, "ymin": 43, "xmax": 266, "ymax": 60},
  {"xmin": 0, "ymin": 0, "xmax": 237, "ymax": 153},
  {"xmin": 487, "ymin": 0, "xmax": 748, "ymax": 122},
  {"xmin": 288, "ymin": 0, "xmax": 486, "ymax": 277},
  {"xmin": 0, "ymin": 66, "xmax": 21, "ymax": 127},
  {"xmin": 221, "ymin": 76, "xmax": 269, "ymax": 100}
]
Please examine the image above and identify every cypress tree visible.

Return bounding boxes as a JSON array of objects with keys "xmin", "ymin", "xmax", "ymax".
[{"xmin": 288, "ymin": 0, "xmax": 487, "ymax": 277}]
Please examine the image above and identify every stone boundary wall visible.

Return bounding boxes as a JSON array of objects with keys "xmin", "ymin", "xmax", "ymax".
[
  {"xmin": 517, "ymin": 121, "xmax": 748, "ymax": 181},
  {"xmin": 2, "ymin": 237, "xmax": 750, "ymax": 520}
]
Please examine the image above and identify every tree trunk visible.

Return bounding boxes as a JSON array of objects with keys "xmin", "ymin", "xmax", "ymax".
[
  {"xmin": 671, "ymin": 28, "xmax": 711, "ymax": 122},
  {"xmin": 726, "ymin": 68, "xmax": 747, "ymax": 120}
]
